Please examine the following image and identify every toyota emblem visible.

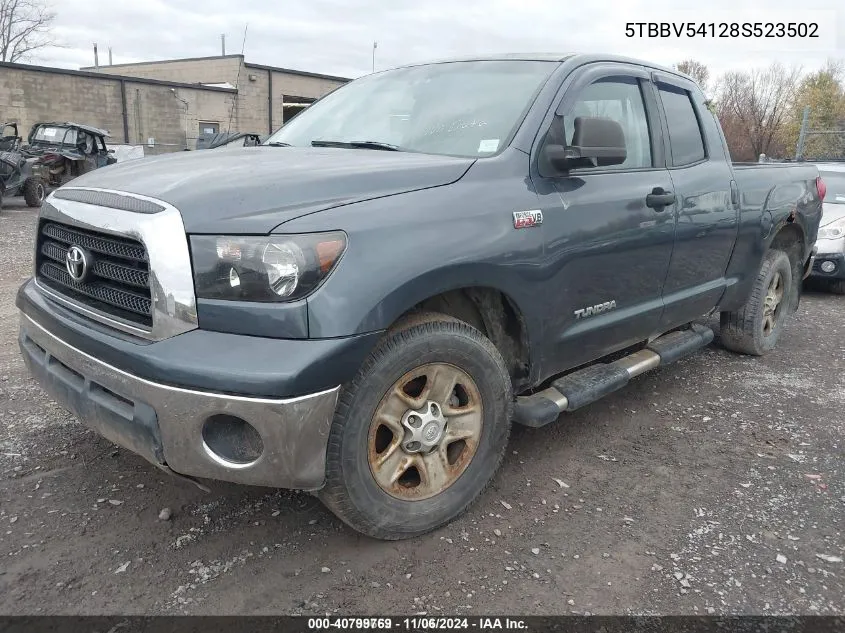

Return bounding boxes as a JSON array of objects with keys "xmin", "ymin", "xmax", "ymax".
[{"xmin": 65, "ymin": 245, "xmax": 89, "ymax": 281}]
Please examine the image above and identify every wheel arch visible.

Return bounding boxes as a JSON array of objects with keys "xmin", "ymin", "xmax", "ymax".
[
  {"xmin": 350, "ymin": 267, "xmax": 538, "ymax": 391},
  {"xmin": 767, "ymin": 221, "xmax": 805, "ymax": 261},
  {"xmin": 398, "ymin": 286, "xmax": 534, "ymax": 392},
  {"xmin": 767, "ymin": 221, "xmax": 805, "ymax": 312}
]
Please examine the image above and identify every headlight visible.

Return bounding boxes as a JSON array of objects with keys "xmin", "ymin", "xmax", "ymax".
[
  {"xmin": 190, "ymin": 232, "xmax": 346, "ymax": 302},
  {"xmin": 818, "ymin": 217, "xmax": 845, "ymax": 240}
]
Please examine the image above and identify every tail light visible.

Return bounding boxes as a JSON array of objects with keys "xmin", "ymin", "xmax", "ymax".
[{"xmin": 817, "ymin": 176, "xmax": 826, "ymax": 201}]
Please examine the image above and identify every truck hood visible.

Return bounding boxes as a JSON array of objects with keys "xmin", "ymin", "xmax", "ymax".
[{"xmin": 68, "ymin": 147, "xmax": 475, "ymax": 233}]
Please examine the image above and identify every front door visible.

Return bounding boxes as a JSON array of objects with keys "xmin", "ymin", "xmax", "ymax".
[{"xmin": 531, "ymin": 64, "xmax": 676, "ymax": 376}]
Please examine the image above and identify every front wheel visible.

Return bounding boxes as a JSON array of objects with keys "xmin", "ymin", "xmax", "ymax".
[
  {"xmin": 320, "ymin": 313, "xmax": 513, "ymax": 540},
  {"xmin": 23, "ymin": 177, "xmax": 46, "ymax": 207},
  {"xmin": 720, "ymin": 249, "xmax": 793, "ymax": 356}
]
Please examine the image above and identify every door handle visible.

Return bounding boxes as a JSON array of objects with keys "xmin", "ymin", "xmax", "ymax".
[
  {"xmin": 730, "ymin": 180, "xmax": 739, "ymax": 207},
  {"xmin": 646, "ymin": 188, "xmax": 676, "ymax": 210}
]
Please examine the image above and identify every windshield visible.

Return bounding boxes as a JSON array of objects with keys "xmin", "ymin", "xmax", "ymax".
[
  {"xmin": 32, "ymin": 126, "xmax": 75, "ymax": 145},
  {"xmin": 265, "ymin": 60, "xmax": 557, "ymax": 157},
  {"xmin": 820, "ymin": 171, "xmax": 845, "ymax": 204}
]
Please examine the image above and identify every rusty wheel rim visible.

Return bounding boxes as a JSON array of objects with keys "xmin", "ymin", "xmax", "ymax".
[
  {"xmin": 763, "ymin": 270, "xmax": 785, "ymax": 337},
  {"xmin": 367, "ymin": 363, "xmax": 483, "ymax": 501}
]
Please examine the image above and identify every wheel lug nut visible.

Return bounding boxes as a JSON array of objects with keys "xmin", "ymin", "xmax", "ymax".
[
  {"xmin": 430, "ymin": 403, "xmax": 440, "ymax": 417},
  {"xmin": 408, "ymin": 415, "xmax": 421, "ymax": 428},
  {"xmin": 407, "ymin": 441, "xmax": 421, "ymax": 452}
]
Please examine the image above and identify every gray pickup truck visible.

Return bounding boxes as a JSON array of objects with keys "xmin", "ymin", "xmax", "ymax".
[{"xmin": 16, "ymin": 54, "xmax": 823, "ymax": 540}]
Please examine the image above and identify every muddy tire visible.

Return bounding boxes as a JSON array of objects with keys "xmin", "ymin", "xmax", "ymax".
[
  {"xmin": 23, "ymin": 177, "xmax": 46, "ymax": 208},
  {"xmin": 720, "ymin": 249, "xmax": 793, "ymax": 356},
  {"xmin": 320, "ymin": 312, "xmax": 512, "ymax": 540},
  {"xmin": 829, "ymin": 279, "xmax": 845, "ymax": 295}
]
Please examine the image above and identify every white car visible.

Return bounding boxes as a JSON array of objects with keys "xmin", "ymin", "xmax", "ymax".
[{"xmin": 809, "ymin": 163, "xmax": 845, "ymax": 294}]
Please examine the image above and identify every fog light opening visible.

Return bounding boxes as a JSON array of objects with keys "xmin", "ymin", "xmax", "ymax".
[
  {"xmin": 201, "ymin": 414, "xmax": 264, "ymax": 467},
  {"xmin": 820, "ymin": 260, "xmax": 836, "ymax": 274}
]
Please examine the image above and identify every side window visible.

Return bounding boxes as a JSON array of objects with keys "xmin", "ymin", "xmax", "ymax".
[
  {"xmin": 562, "ymin": 77, "xmax": 652, "ymax": 170},
  {"xmin": 657, "ymin": 84, "xmax": 706, "ymax": 166}
]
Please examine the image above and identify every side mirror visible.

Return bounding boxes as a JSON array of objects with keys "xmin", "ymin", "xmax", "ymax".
[{"xmin": 544, "ymin": 116, "xmax": 627, "ymax": 171}]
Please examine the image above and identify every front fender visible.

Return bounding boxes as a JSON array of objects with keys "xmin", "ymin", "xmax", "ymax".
[
  {"xmin": 279, "ymin": 149, "xmax": 546, "ymax": 355},
  {"xmin": 292, "ymin": 197, "xmax": 545, "ymax": 340},
  {"xmin": 307, "ymin": 259, "xmax": 542, "ymax": 343}
]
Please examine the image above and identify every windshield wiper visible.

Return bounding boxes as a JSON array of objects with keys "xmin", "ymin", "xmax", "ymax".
[
  {"xmin": 311, "ymin": 140, "xmax": 401, "ymax": 151},
  {"xmin": 265, "ymin": 141, "xmax": 292, "ymax": 147}
]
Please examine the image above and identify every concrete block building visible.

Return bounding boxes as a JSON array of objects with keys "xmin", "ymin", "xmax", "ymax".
[{"xmin": 0, "ymin": 54, "xmax": 349, "ymax": 153}]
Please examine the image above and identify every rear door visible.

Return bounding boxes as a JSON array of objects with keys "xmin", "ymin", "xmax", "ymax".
[
  {"xmin": 530, "ymin": 62, "xmax": 677, "ymax": 375},
  {"xmin": 650, "ymin": 74, "xmax": 739, "ymax": 328}
]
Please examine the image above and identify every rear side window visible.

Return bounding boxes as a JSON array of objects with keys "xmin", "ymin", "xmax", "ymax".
[{"xmin": 658, "ymin": 84, "xmax": 706, "ymax": 166}]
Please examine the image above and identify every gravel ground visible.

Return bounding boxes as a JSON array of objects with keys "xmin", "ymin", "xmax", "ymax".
[{"xmin": 0, "ymin": 199, "xmax": 843, "ymax": 615}]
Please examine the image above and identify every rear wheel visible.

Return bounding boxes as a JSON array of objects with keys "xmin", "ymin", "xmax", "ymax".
[
  {"xmin": 720, "ymin": 249, "xmax": 793, "ymax": 356},
  {"xmin": 23, "ymin": 177, "xmax": 46, "ymax": 207},
  {"xmin": 320, "ymin": 313, "xmax": 512, "ymax": 540}
]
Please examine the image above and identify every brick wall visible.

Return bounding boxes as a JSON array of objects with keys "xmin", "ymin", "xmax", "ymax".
[
  {"xmin": 0, "ymin": 63, "xmax": 235, "ymax": 153},
  {"xmin": 87, "ymin": 56, "xmax": 243, "ymax": 87},
  {"xmin": 1, "ymin": 57, "xmax": 347, "ymax": 155},
  {"xmin": 123, "ymin": 82, "xmax": 235, "ymax": 152},
  {"xmin": 85, "ymin": 56, "xmax": 348, "ymax": 135},
  {"xmin": 0, "ymin": 67, "xmax": 125, "ymax": 143}
]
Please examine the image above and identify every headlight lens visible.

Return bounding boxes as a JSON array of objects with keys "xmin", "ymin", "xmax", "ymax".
[
  {"xmin": 191, "ymin": 232, "xmax": 346, "ymax": 302},
  {"xmin": 818, "ymin": 217, "xmax": 845, "ymax": 240}
]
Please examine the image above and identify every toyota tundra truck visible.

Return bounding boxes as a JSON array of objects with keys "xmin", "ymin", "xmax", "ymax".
[{"xmin": 16, "ymin": 54, "xmax": 824, "ymax": 540}]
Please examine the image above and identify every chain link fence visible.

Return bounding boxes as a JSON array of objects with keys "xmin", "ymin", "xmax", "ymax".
[{"xmin": 795, "ymin": 106, "xmax": 845, "ymax": 161}]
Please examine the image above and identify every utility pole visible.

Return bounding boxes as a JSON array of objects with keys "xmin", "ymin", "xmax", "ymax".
[
  {"xmin": 372, "ymin": 41, "xmax": 377, "ymax": 73},
  {"xmin": 171, "ymin": 89, "xmax": 190, "ymax": 150},
  {"xmin": 221, "ymin": 34, "xmax": 226, "ymax": 56},
  {"xmin": 108, "ymin": 47, "xmax": 113, "ymax": 65},
  {"xmin": 795, "ymin": 105, "xmax": 810, "ymax": 161},
  {"xmin": 93, "ymin": 43, "xmax": 99, "ymax": 69}
]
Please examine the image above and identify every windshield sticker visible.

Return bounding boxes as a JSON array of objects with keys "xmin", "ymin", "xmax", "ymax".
[
  {"xmin": 478, "ymin": 139, "xmax": 500, "ymax": 153},
  {"xmin": 42, "ymin": 127, "xmax": 59, "ymax": 137}
]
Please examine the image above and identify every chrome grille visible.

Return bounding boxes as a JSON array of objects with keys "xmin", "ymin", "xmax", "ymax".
[{"xmin": 36, "ymin": 221, "xmax": 153, "ymax": 327}]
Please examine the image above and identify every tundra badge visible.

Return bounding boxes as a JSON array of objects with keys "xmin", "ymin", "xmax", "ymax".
[
  {"xmin": 574, "ymin": 300, "xmax": 617, "ymax": 320},
  {"xmin": 513, "ymin": 210, "xmax": 543, "ymax": 229}
]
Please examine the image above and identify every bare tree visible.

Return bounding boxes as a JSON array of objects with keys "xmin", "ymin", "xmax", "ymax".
[
  {"xmin": 716, "ymin": 63, "xmax": 802, "ymax": 160},
  {"xmin": 675, "ymin": 59, "xmax": 710, "ymax": 92},
  {"xmin": 0, "ymin": 0, "xmax": 56, "ymax": 63}
]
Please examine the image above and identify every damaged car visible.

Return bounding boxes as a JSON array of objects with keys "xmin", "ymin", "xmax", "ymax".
[
  {"xmin": 24, "ymin": 122, "xmax": 117, "ymax": 188},
  {"xmin": 0, "ymin": 122, "xmax": 46, "ymax": 210}
]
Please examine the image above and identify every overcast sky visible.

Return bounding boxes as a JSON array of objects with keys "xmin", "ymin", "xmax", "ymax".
[{"xmin": 34, "ymin": 0, "xmax": 843, "ymax": 83}]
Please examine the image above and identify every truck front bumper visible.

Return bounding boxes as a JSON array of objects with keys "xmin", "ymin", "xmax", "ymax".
[
  {"xmin": 15, "ymin": 278, "xmax": 385, "ymax": 490},
  {"xmin": 19, "ymin": 313, "xmax": 339, "ymax": 490}
]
